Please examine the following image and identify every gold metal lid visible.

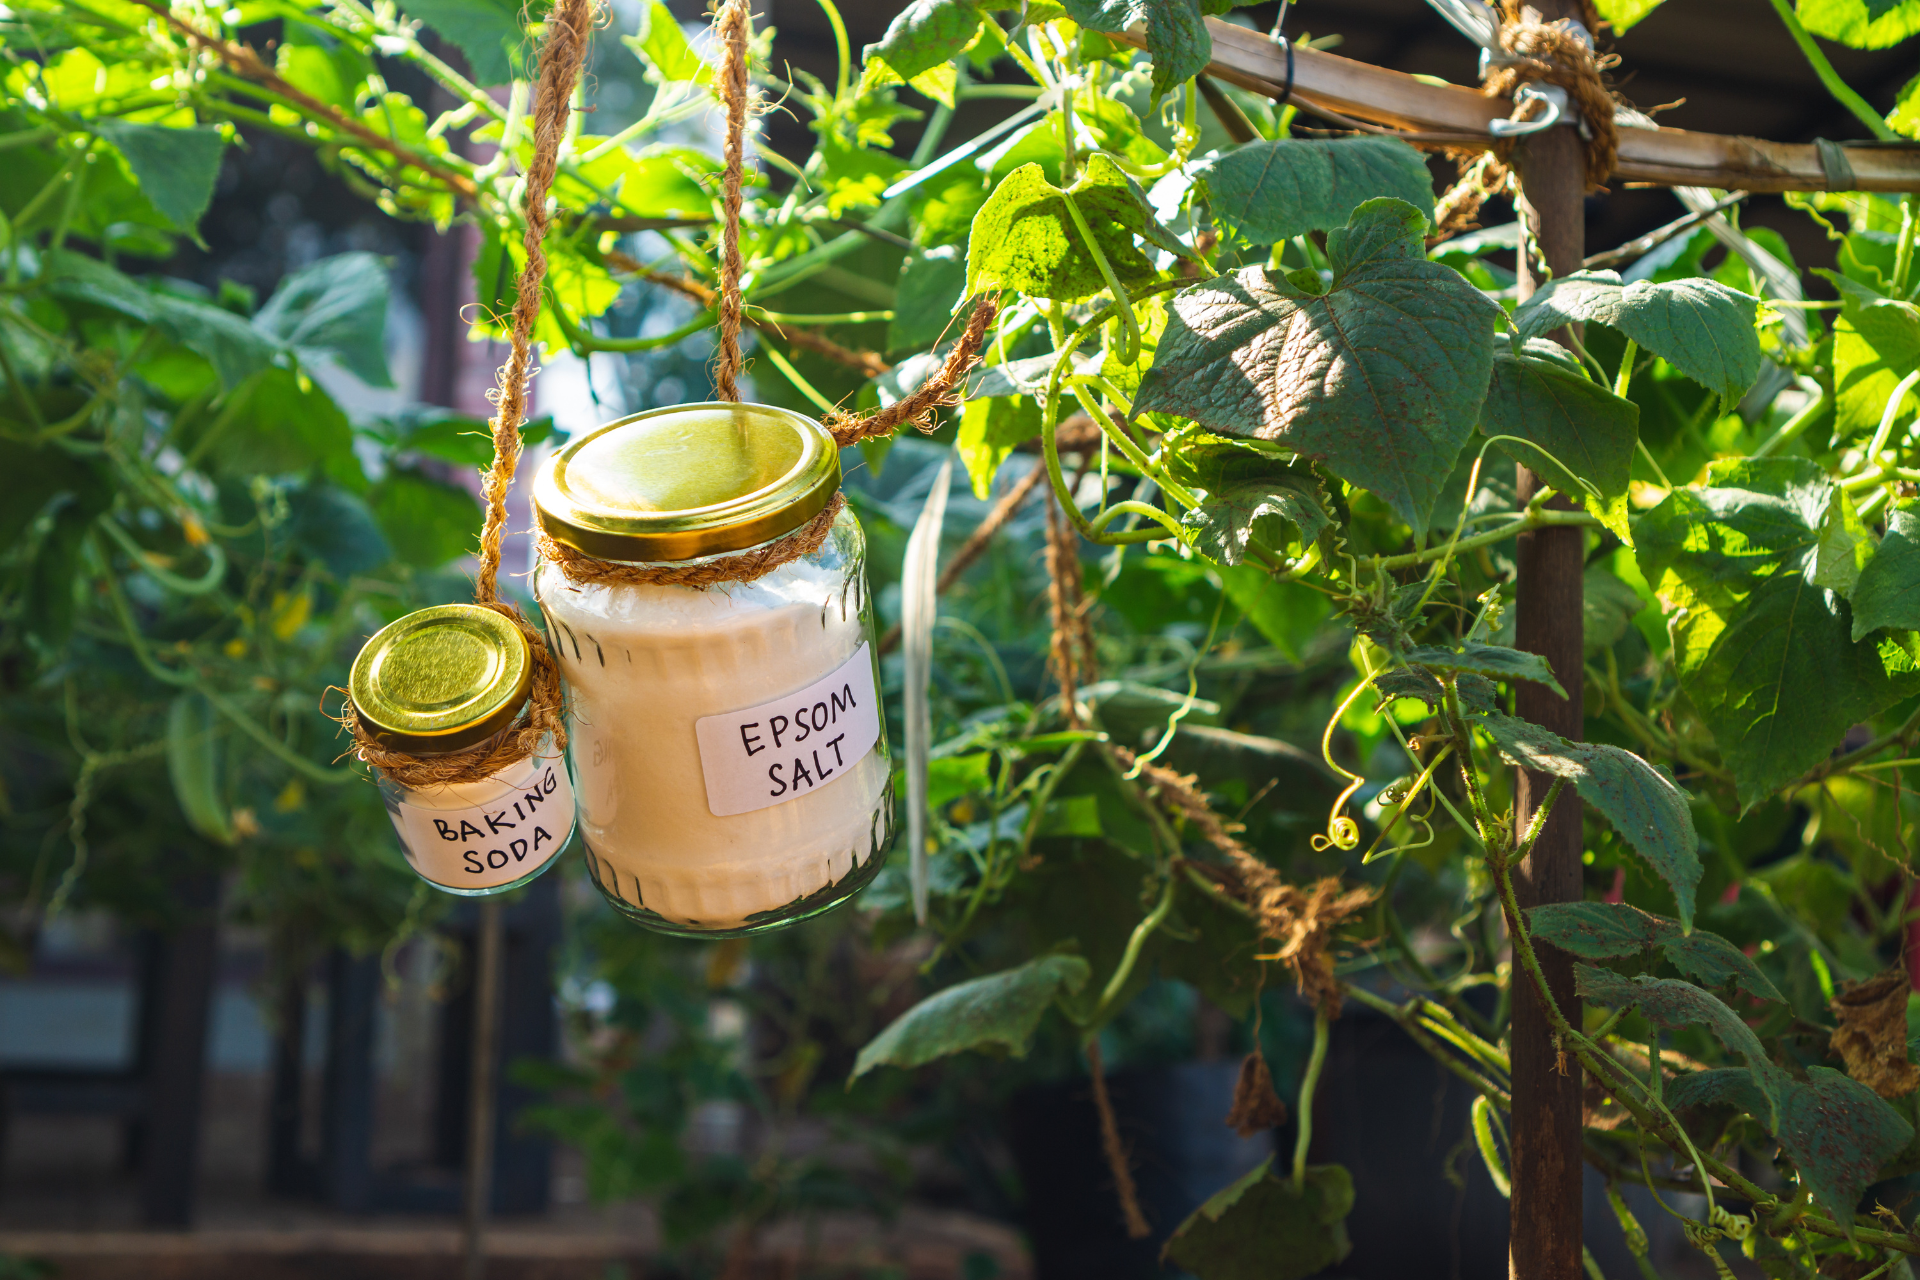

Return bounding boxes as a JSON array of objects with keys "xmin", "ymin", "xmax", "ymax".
[
  {"xmin": 532, "ymin": 402, "xmax": 841, "ymax": 562},
  {"xmin": 349, "ymin": 605, "xmax": 532, "ymax": 755}
]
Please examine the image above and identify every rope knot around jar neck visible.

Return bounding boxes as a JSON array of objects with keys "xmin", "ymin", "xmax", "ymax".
[
  {"xmin": 536, "ymin": 492, "xmax": 847, "ymax": 590},
  {"xmin": 338, "ymin": 602, "xmax": 569, "ymax": 790},
  {"xmin": 1480, "ymin": 1, "xmax": 1622, "ymax": 193}
]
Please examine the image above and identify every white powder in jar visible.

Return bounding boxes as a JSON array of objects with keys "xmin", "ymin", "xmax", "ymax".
[{"xmin": 535, "ymin": 554, "xmax": 890, "ymax": 929}]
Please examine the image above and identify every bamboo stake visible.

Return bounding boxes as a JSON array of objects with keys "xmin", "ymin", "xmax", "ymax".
[{"xmin": 1119, "ymin": 18, "xmax": 1920, "ymax": 193}]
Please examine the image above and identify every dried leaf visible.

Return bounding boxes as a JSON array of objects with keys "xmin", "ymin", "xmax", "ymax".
[
  {"xmin": 1225, "ymin": 1051, "xmax": 1289, "ymax": 1137},
  {"xmin": 1830, "ymin": 965, "xmax": 1920, "ymax": 1100}
]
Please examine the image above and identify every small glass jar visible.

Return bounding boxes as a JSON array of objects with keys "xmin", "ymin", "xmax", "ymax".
[
  {"xmin": 350, "ymin": 604, "xmax": 575, "ymax": 895},
  {"xmin": 532, "ymin": 402, "xmax": 893, "ymax": 937}
]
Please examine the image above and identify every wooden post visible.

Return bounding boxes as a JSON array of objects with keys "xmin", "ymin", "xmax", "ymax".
[
  {"xmin": 463, "ymin": 899, "xmax": 506, "ymax": 1280},
  {"xmin": 1509, "ymin": 14, "xmax": 1590, "ymax": 1278}
]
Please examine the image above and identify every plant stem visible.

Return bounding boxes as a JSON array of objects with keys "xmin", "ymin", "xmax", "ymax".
[
  {"xmin": 1614, "ymin": 338, "xmax": 1638, "ymax": 402},
  {"xmin": 1370, "ymin": 508, "xmax": 1600, "ymax": 571},
  {"xmin": 1086, "ymin": 873, "xmax": 1178, "ymax": 1028},
  {"xmin": 1294, "ymin": 1007, "xmax": 1330, "ymax": 1190},
  {"xmin": 1766, "ymin": 0, "xmax": 1899, "ymax": 140}
]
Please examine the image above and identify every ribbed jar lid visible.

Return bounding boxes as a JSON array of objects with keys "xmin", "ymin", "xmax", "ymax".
[
  {"xmin": 532, "ymin": 402, "xmax": 840, "ymax": 562},
  {"xmin": 350, "ymin": 604, "xmax": 531, "ymax": 755}
]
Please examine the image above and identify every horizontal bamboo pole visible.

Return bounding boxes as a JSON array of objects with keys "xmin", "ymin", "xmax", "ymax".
[{"xmin": 1130, "ymin": 18, "xmax": 1920, "ymax": 194}]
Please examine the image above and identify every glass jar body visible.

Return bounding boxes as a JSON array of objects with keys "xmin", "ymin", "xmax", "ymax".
[
  {"xmin": 373, "ymin": 733, "xmax": 574, "ymax": 896},
  {"xmin": 535, "ymin": 506, "xmax": 893, "ymax": 936}
]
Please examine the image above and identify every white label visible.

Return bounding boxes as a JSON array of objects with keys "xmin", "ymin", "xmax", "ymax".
[
  {"xmin": 387, "ymin": 755, "xmax": 576, "ymax": 889},
  {"xmin": 694, "ymin": 643, "xmax": 882, "ymax": 817}
]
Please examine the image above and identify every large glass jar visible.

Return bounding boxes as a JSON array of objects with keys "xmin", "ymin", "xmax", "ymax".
[
  {"xmin": 351, "ymin": 604, "xmax": 575, "ymax": 895},
  {"xmin": 531, "ymin": 402, "xmax": 893, "ymax": 936}
]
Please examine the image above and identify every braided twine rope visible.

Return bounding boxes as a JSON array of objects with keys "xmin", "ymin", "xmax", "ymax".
[
  {"xmin": 538, "ymin": 0, "xmax": 999, "ymax": 591},
  {"xmin": 338, "ymin": 0, "xmax": 600, "ymax": 789}
]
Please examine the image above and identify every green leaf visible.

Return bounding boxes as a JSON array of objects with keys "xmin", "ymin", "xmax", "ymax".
[
  {"xmin": 1778, "ymin": 1067, "xmax": 1914, "ymax": 1233},
  {"xmin": 0, "ymin": 438, "xmax": 113, "ymax": 548},
  {"xmin": 1814, "ymin": 485, "xmax": 1875, "ymax": 601},
  {"xmin": 43, "ymin": 250, "xmax": 281, "ymax": 389},
  {"xmin": 288, "ymin": 483, "xmax": 391, "ymax": 576},
  {"xmin": 1065, "ymin": 0, "xmax": 1212, "ymax": 102},
  {"xmin": 1478, "ymin": 335, "xmax": 1638, "ymax": 541},
  {"xmin": 276, "ymin": 29, "xmax": 373, "ymax": 108},
  {"xmin": 1375, "ymin": 665, "xmax": 1497, "ymax": 712},
  {"xmin": 1528, "ymin": 903, "xmax": 1782, "ymax": 1003},
  {"xmin": 1665, "ymin": 1066, "xmax": 1772, "ymax": 1118},
  {"xmin": 927, "ymin": 751, "xmax": 993, "ymax": 809},
  {"xmin": 252, "ymin": 252, "xmax": 393, "ymax": 388},
  {"xmin": 1662, "ymin": 1065, "xmax": 1914, "ymax": 1233},
  {"xmin": 850, "ymin": 954, "xmax": 1091, "ymax": 1078},
  {"xmin": 1824, "ymin": 273, "xmax": 1920, "ymax": 441},
  {"xmin": 1661, "ymin": 931, "xmax": 1785, "ymax": 1003},
  {"xmin": 563, "ymin": 144, "xmax": 718, "ymax": 222},
  {"xmin": 368, "ymin": 467, "xmax": 481, "ymax": 567},
  {"xmin": 1595, "ymin": 0, "xmax": 1668, "ymax": 33},
  {"xmin": 622, "ymin": 2, "xmax": 711, "ymax": 84},
  {"xmin": 399, "ymin": 0, "xmax": 527, "ymax": 85},
  {"xmin": 198, "ymin": 367, "xmax": 358, "ymax": 484},
  {"xmin": 1173, "ymin": 445, "xmax": 1330, "ymax": 568},
  {"xmin": 1797, "ymin": 0, "xmax": 1920, "ymax": 47},
  {"xmin": 861, "ymin": 0, "xmax": 982, "ymax": 83},
  {"xmin": 1529, "ymin": 902, "xmax": 1781, "ymax": 1002},
  {"xmin": 93, "ymin": 121, "xmax": 225, "ymax": 234},
  {"xmin": 891, "ymin": 245, "xmax": 966, "ymax": 353},
  {"xmin": 1162, "ymin": 1160, "xmax": 1354, "ymax": 1280},
  {"xmin": 1852, "ymin": 503, "xmax": 1920, "ymax": 639},
  {"xmin": 26, "ymin": 488, "xmax": 114, "ymax": 657},
  {"xmin": 1402, "ymin": 642, "xmax": 1567, "ymax": 698},
  {"xmin": 1199, "ymin": 137, "xmax": 1435, "ymax": 244},
  {"xmin": 1574, "ymin": 966, "xmax": 1777, "ymax": 1086},
  {"xmin": 1218, "ymin": 566, "xmax": 1335, "ymax": 662},
  {"xmin": 1135, "ymin": 198, "xmax": 1500, "ymax": 535},
  {"xmin": 1513, "ymin": 269, "xmax": 1763, "ymax": 403},
  {"xmin": 957, "ymin": 396, "xmax": 1041, "ymax": 499},
  {"xmin": 965, "ymin": 155, "xmax": 1172, "ymax": 302},
  {"xmin": 1636, "ymin": 458, "xmax": 1920, "ymax": 808},
  {"xmin": 1894, "ymin": 73, "xmax": 1920, "ymax": 138},
  {"xmin": 1480, "ymin": 713, "xmax": 1701, "ymax": 927},
  {"xmin": 1527, "ymin": 900, "xmax": 1673, "ymax": 957}
]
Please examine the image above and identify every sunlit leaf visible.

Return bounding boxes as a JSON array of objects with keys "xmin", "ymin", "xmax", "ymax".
[
  {"xmin": 1636, "ymin": 458, "xmax": 1920, "ymax": 808},
  {"xmin": 1481, "ymin": 714, "xmax": 1702, "ymax": 926},
  {"xmin": 1135, "ymin": 199, "xmax": 1500, "ymax": 535},
  {"xmin": 1199, "ymin": 136, "xmax": 1435, "ymax": 244}
]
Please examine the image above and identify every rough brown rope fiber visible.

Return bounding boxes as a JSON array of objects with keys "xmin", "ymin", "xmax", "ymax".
[
  {"xmin": 1482, "ymin": 1, "xmax": 1620, "ymax": 193},
  {"xmin": 824, "ymin": 296, "xmax": 999, "ymax": 447},
  {"xmin": 344, "ymin": 0, "xmax": 594, "ymax": 780},
  {"xmin": 538, "ymin": 493, "xmax": 845, "ymax": 589},
  {"xmin": 599, "ymin": 254, "xmax": 892, "ymax": 378},
  {"xmin": 1086, "ymin": 1039, "xmax": 1151, "ymax": 1239},
  {"xmin": 712, "ymin": 0, "xmax": 751, "ymax": 402},
  {"xmin": 475, "ymin": 0, "xmax": 599, "ymax": 603},
  {"xmin": 1112, "ymin": 745, "xmax": 1376, "ymax": 1016},
  {"xmin": 1045, "ymin": 488, "xmax": 1091, "ymax": 731}
]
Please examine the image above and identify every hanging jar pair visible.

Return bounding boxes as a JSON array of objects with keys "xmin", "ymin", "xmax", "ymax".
[{"xmin": 352, "ymin": 402, "xmax": 893, "ymax": 936}]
